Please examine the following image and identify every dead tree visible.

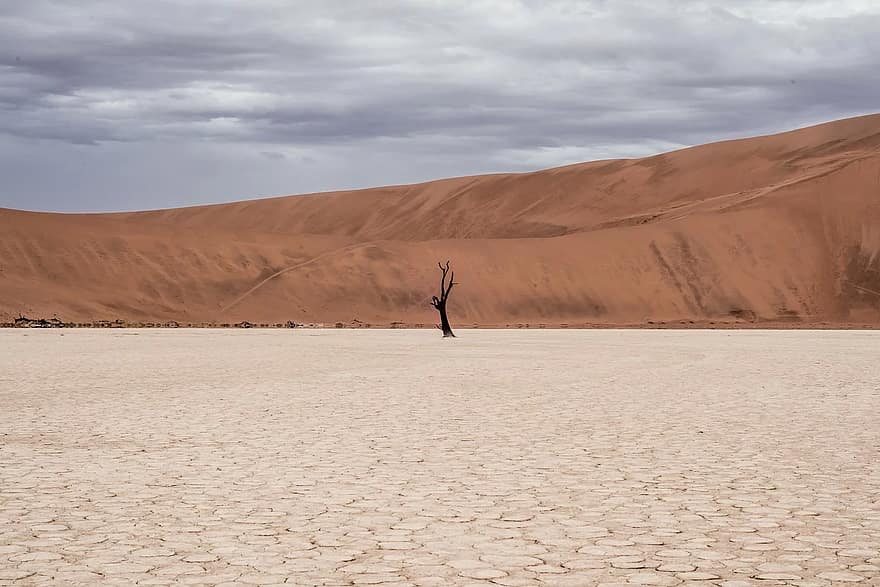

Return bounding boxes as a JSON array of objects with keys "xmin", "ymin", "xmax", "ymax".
[{"xmin": 431, "ymin": 261, "xmax": 456, "ymax": 338}]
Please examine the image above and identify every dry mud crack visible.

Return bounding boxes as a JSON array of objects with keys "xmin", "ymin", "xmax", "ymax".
[{"xmin": 1, "ymin": 329, "xmax": 878, "ymax": 586}]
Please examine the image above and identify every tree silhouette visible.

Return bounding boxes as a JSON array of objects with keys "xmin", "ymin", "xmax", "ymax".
[{"xmin": 431, "ymin": 260, "xmax": 456, "ymax": 337}]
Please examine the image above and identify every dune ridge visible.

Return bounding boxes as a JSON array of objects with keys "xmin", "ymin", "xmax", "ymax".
[{"xmin": 2, "ymin": 114, "xmax": 879, "ymax": 327}]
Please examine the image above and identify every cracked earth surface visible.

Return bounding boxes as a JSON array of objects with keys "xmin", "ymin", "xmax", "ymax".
[{"xmin": 1, "ymin": 329, "xmax": 879, "ymax": 586}]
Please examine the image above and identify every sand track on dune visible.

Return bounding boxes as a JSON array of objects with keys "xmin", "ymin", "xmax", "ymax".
[{"xmin": 219, "ymin": 242, "xmax": 381, "ymax": 313}]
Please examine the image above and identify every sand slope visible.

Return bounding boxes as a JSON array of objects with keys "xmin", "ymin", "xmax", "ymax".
[{"xmin": 2, "ymin": 114, "xmax": 879, "ymax": 326}]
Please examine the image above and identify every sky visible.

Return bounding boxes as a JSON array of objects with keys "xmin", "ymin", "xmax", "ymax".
[{"xmin": 1, "ymin": 0, "xmax": 878, "ymax": 212}]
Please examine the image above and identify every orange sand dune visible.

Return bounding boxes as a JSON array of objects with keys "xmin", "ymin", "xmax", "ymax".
[{"xmin": 2, "ymin": 114, "xmax": 879, "ymax": 326}]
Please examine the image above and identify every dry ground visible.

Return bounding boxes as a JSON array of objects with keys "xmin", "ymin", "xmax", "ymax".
[{"xmin": 1, "ymin": 329, "xmax": 879, "ymax": 586}]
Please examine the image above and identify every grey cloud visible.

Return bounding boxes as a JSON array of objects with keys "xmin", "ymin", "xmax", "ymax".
[{"xmin": 0, "ymin": 0, "xmax": 878, "ymax": 211}]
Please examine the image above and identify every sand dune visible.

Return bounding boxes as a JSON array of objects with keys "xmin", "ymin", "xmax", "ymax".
[{"xmin": 2, "ymin": 114, "xmax": 879, "ymax": 326}]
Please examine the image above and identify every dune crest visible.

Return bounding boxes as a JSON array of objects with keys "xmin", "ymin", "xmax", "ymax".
[{"xmin": 2, "ymin": 114, "xmax": 880, "ymax": 326}]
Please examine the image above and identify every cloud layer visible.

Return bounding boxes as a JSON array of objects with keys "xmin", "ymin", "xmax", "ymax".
[{"xmin": 2, "ymin": 0, "xmax": 878, "ymax": 211}]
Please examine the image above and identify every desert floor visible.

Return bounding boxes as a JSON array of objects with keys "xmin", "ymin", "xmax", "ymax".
[{"xmin": 1, "ymin": 329, "xmax": 878, "ymax": 586}]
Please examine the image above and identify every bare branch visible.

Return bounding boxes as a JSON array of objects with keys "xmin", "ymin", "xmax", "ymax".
[
  {"xmin": 444, "ymin": 271, "xmax": 455, "ymax": 298},
  {"xmin": 438, "ymin": 260, "xmax": 449, "ymax": 298}
]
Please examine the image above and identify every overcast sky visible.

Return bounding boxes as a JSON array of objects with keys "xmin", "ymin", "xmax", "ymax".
[{"xmin": 1, "ymin": 0, "xmax": 878, "ymax": 212}]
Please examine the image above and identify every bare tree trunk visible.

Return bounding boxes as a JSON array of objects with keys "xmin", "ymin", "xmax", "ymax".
[
  {"xmin": 437, "ymin": 299, "xmax": 454, "ymax": 337},
  {"xmin": 431, "ymin": 260, "xmax": 456, "ymax": 338}
]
